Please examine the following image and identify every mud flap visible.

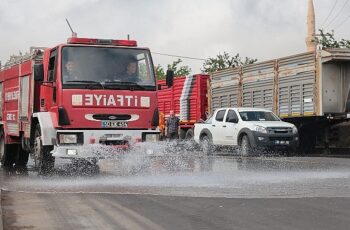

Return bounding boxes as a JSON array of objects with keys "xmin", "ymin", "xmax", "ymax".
[{"xmin": 346, "ymin": 89, "xmax": 350, "ymax": 112}]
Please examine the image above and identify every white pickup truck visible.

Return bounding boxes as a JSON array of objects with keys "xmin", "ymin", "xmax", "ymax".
[{"xmin": 193, "ymin": 108, "xmax": 299, "ymax": 154}]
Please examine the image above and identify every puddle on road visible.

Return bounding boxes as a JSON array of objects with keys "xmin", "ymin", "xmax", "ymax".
[{"xmin": 1, "ymin": 141, "xmax": 350, "ymax": 197}]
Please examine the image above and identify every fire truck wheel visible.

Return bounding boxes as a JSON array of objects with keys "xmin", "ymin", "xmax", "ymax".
[
  {"xmin": 33, "ymin": 124, "xmax": 54, "ymax": 174},
  {"xmin": 15, "ymin": 146, "xmax": 29, "ymax": 167},
  {"xmin": 0, "ymin": 128, "xmax": 16, "ymax": 167}
]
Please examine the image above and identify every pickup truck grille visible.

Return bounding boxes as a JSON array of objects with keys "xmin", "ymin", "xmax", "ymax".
[{"xmin": 267, "ymin": 127, "xmax": 292, "ymax": 134}]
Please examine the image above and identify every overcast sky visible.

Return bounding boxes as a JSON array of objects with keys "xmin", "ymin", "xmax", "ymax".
[{"xmin": 1, "ymin": 0, "xmax": 349, "ymax": 73}]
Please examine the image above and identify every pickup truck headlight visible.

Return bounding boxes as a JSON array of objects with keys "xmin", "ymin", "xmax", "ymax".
[
  {"xmin": 255, "ymin": 125, "xmax": 267, "ymax": 133},
  {"xmin": 59, "ymin": 134, "xmax": 78, "ymax": 144},
  {"xmin": 292, "ymin": 126, "xmax": 298, "ymax": 134}
]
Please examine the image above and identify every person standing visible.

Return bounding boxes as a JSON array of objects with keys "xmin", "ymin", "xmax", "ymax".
[{"xmin": 166, "ymin": 110, "xmax": 180, "ymax": 141}]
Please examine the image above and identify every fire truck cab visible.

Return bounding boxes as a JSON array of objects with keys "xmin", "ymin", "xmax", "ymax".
[{"xmin": 0, "ymin": 37, "xmax": 166, "ymax": 173}]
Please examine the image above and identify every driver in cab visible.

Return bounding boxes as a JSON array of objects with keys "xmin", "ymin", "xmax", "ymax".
[
  {"xmin": 63, "ymin": 60, "xmax": 80, "ymax": 82},
  {"xmin": 120, "ymin": 57, "xmax": 139, "ymax": 82}
]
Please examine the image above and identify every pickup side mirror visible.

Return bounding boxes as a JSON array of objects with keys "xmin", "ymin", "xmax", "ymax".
[
  {"xmin": 34, "ymin": 64, "xmax": 44, "ymax": 81},
  {"xmin": 228, "ymin": 118, "xmax": 239, "ymax": 123},
  {"xmin": 166, "ymin": 69, "xmax": 174, "ymax": 87}
]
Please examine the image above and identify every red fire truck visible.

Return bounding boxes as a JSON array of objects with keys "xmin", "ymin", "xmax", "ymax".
[
  {"xmin": 0, "ymin": 37, "xmax": 171, "ymax": 172},
  {"xmin": 157, "ymin": 74, "xmax": 209, "ymax": 139}
]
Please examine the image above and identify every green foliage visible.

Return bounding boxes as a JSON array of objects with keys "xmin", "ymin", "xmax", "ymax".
[
  {"xmin": 155, "ymin": 64, "xmax": 165, "ymax": 80},
  {"xmin": 314, "ymin": 29, "xmax": 350, "ymax": 49},
  {"xmin": 202, "ymin": 52, "xmax": 257, "ymax": 73},
  {"xmin": 139, "ymin": 63, "xmax": 147, "ymax": 78},
  {"xmin": 155, "ymin": 59, "xmax": 191, "ymax": 80},
  {"xmin": 167, "ymin": 59, "xmax": 191, "ymax": 77}
]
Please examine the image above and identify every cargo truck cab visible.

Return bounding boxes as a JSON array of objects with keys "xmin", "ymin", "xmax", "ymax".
[{"xmin": 0, "ymin": 37, "xmax": 170, "ymax": 173}]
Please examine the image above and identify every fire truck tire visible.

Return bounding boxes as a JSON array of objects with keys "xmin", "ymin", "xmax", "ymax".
[
  {"xmin": 179, "ymin": 129, "xmax": 186, "ymax": 139},
  {"xmin": 33, "ymin": 124, "xmax": 54, "ymax": 174},
  {"xmin": 0, "ymin": 128, "xmax": 16, "ymax": 167},
  {"xmin": 185, "ymin": 129, "xmax": 194, "ymax": 140},
  {"xmin": 15, "ymin": 145, "xmax": 29, "ymax": 167}
]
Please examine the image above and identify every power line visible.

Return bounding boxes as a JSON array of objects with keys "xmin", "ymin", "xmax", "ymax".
[
  {"xmin": 152, "ymin": 52, "xmax": 206, "ymax": 61},
  {"xmin": 319, "ymin": 0, "xmax": 338, "ymax": 28},
  {"xmin": 324, "ymin": 0, "xmax": 350, "ymax": 29},
  {"xmin": 334, "ymin": 13, "xmax": 350, "ymax": 29}
]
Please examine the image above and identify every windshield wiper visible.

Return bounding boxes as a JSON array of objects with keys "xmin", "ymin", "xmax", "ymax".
[
  {"xmin": 65, "ymin": 80, "xmax": 104, "ymax": 89},
  {"xmin": 103, "ymin": 81, "xmax": 147, "ymax": 90}
]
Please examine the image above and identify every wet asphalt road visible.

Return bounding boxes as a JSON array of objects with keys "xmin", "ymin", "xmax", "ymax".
[{"xmin": 1, "ymin": 146, "xmax": 350, "ymax": 229}]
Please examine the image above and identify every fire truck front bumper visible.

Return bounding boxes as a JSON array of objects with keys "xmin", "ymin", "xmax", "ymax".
[{"xmin": 51, "ymin": 129, "xmax": 160, "ymax": 158}]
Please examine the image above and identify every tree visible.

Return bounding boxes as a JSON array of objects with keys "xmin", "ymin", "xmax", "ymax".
[
  {"xmin": 155, "ymin": 59, "xmax": 191, "ymax": 80},
  {"xmin": 155, "ymin": 64, "xmax": 165, "ymax": 80},
  {"xmin": 202, "ymin": 52, "xmax": 257, "ymax": 73},
  {"xmin": 314, "ymin": 29, "xmax": 350, "ymax": 49},
  {"xmin": 167, "ymin": 59, "xmax": 191, "ymax": 77}
]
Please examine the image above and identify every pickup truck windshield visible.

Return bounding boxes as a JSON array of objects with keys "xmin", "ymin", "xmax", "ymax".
[
  {"xmin": 239, "ymin": 111, "xmax": 280, "ymax": 121},
  {"xmin": 61, "ymin": 46, "xmax": 156, "ymax": 90}
]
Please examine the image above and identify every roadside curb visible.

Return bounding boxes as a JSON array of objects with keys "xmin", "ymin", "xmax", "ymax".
[{"xmin": 0, "ymin": 189, "xmax": 3, "ymax": 230}]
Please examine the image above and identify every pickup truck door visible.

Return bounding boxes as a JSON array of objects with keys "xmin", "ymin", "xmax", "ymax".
[
  {"xmin": 211, "ymin": 109, "xmax": 227, "ymax": 145},
  {"xmin": 222, "ymin": 109, "xmax": 239, "ymax": 145}
]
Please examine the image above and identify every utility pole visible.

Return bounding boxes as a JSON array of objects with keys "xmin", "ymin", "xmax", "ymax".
[{"xmin": 305, "ymin": 0, "xmax": 316, "ymax": 52}]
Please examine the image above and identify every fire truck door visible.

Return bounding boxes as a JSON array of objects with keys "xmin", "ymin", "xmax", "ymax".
[
  {"xmin": 19, "ymin": 76, "xmax": 30, "ymax": 134},
  {"xmin": 44, "ymin": 50, "xmax": 58, "ymax": 108},
  {"xmin": 0, "ymin": 82, "xmax": 3, "ymax": 120},
  {"xmin": 19, "ymin": 76, "xmax": 30, "ymax": 119}
]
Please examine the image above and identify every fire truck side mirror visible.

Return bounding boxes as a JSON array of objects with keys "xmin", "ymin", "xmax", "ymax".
[
  {"xmin": 166, "ymin": 69, "xmax": 174, "ymax": 87},
  {"xmin": 34, "ymin": 64, "xmax": 44, "ymax": 81}
]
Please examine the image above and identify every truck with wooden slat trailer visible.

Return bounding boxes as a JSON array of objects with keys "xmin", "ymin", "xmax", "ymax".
[
  {"xmin": 209, "ymin": 49, "xmax": 350, "ymax": 152},
  {"xmin": 157, "ymin": 74, "xmax": 209, "ymax": 139}
]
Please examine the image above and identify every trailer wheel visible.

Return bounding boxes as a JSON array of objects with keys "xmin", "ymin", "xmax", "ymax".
[
  {"xmin": 239, "ymin": 135, "xmax": 251, "ymax": 156},
  {"xmin": 33, "ymin": 124, "xmax": 54, "ymax": 174},
  {"xmin": 200, "ymin": 135, "xmax": 212, "ymax": 155},
  {"xmin": 185, "ymin": 129, "xmax": 194, "ymax": 140},
  {"xmin": 179, "ymin": 129, "xmax": 186, "ymax": 139},
  {"xmin": 0, "ymin": 128, "xmax": 15, "ymax": 167}
]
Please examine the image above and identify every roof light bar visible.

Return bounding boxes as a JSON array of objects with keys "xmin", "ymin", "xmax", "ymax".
[{"xmin": 67, "ymin": 37, "xmax": 137, "ymax": 47}]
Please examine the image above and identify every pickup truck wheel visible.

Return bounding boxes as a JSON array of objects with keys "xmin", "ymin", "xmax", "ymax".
[
  {"xmin": 0, "ymin": 128, "xmax": 15, "ymax": 167},
  {"xmin": 240, "ymin": 135, "xmax": 251, "ymax": 156},
  {"xmin": 33, "ymin": 124, "xmax": 55, "ymax": 175},
  {"xmin": 200, "ymin": 135, "xmax": 212, "ymax": 155}
]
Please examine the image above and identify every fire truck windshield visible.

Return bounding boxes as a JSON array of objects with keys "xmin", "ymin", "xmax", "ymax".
[{"xmin": 61, "ymin": 46, "xmax": 156, "ymax": 90}]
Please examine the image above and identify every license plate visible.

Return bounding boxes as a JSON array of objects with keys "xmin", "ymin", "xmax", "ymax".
[
  {"xmin": 275, "ymin": 140, "xmax": 289, "ymax": 145},
  {"xmin": 101, "ymin": 121, "xmax": 128, "ymax": 128}
]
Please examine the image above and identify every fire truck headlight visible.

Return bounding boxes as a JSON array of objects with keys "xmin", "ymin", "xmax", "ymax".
[
  {"xmin": 145, "ymin": 133, "xmax": 159, "ymax": 142},
  {"xmin": 59, "ymin": 134, "xmax": 78, "ymax": 144}
]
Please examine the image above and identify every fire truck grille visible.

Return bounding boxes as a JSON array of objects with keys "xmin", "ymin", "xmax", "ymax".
[{"xmin": 92, "ymin": 114, "xmax": 131, "ymax": 120}]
